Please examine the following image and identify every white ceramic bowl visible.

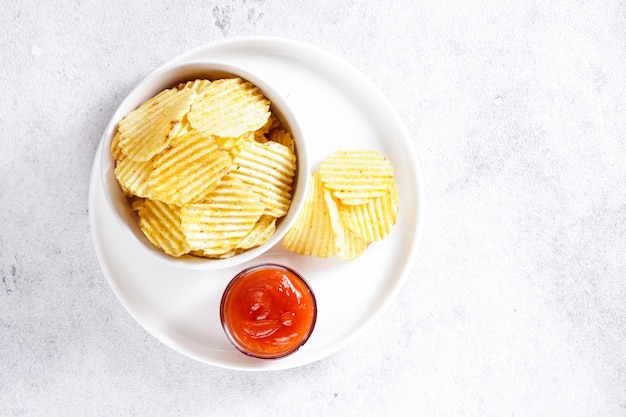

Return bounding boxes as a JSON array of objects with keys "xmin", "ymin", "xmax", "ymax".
[{"xmin": 99, "ymin": 61, "xmax": 309, "ymax": 270}]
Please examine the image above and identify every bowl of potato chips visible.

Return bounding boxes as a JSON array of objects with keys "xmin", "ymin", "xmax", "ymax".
[{"xmin": 99, "ymin": 61, "xmax": 309, "ymax": 269}]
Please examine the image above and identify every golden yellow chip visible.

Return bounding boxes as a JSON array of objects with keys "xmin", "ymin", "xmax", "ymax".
[
  {"xmin": 339, "ymin": 228, "xmax": 368, "ymax": 260},
  {"xmin": 113, "ymin": 155, "xmax": 154, "ymax": 198},
  {"xmin": 177, "ymin": 79, "xmax": 212, "ymax": 93},
  {"xmin": 236, "ymin": 215, "xmax": 277, "ymax": 250},
  {"xmin": 187, "ymin": 77, "xmax": 270, "ymax": 138},
  {"xmin": 282, "ymin": 173, "xmax": 339, "ymax": 257},
  {"xmin": 110, "ymin": 130, "xmax": 124, "ymax": 162},
  {"xmin": 138, "ymin": 199, "xmax": 189, "ymax": 257},
  {"xmin": 215, "ymin": 131, "xmax": 253, "ymax": 154},
  {"xmin": 118, "ymin": 87, "xmax": 196, "ymax": 162},
  {"xmin": 149, "ymin": 130, "xmax": 232, "ymax": 206},
  {"xmin": 319, "ymin": 149, "xmax": 394, "ymax": 205},
  {"xmin": 231, "ymin": 140, "xmax": 296, "ymax": 217},
  {"xmin": 180, "ymin": 175, "xmax": 264, "ymax": 256},
  {"xmin": 324, "ymin": 190, "xmax": 368, "ymax": 260},
  {"xmin": 129, "ymin": 196, "xmax": 145, "ymax": 212},
  {"xmin": 269, "ymin": 129, "xmax": 295, "ymax": 154},
  {"xmin": 338, "ymin": 182, "xmax": 399, "ymax": 244},
  {"xmin": 323, "ymin": 189, "xmax": 345, "ymax": 254}
]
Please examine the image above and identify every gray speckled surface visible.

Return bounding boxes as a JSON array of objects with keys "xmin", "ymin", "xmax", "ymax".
[{"xmin": 2, "ymin": 1, "xmax": 626, "ymax": 416}]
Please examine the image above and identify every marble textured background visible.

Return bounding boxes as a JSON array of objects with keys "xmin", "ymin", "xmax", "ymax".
[{"xmin": 1, "ymin": 0, "xmax": 625, "ymax": 416}]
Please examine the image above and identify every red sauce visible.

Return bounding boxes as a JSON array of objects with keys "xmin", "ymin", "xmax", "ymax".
[{"xmin": 220, "ymin": 264, "xmax": 317, "ymax": 359}]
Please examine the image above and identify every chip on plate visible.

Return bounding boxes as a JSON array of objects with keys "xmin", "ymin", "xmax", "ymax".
[
  {"xmin": 282, "ymin": 172, "xmax": 339, "ymax": 258},
  {"xmin": 319, "ymin": 149, "xmax": 394, "ymax": 205}
]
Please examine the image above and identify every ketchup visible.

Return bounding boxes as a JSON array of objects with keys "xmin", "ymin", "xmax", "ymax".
[{"xmin": 220, "ymin": 264, "xmax": 317, "ymax": 359}]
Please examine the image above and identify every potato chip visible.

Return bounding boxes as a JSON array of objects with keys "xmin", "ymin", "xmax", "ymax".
[
  {"xmin": 269, "ymin": 129, "xmax": 295, "ymax": 154},
  {"xmin": 339, "ymin": 181, "xmax": 399, "ymax": 244},
  {"xmin": 114, "ymin": 155, "xmax": 154, "ymax": 198},
  {"xmin": 177, "ymin": 79, "xmax": 212, "ymax": 93},
  {"xmin": 149, "ymin": 130, "xmax": 232, "ymax": 206},
  {"xmin": 323, "ymin": 189, "xmax": 345, "ymax": 254},
  {"xmin": 319, "ymin": 149, "xmax": 394, "ymax": 205},
  {"xmin": 118, "ymin": 87, "xmax": 196, "ymax": 162},
  {"xmin": 180, "ymin": 175, "xmax": 264, "ymax": 256},
  {"xmin": 110, "ymin": 131, "xmax": 124, "ymax": 162},
  {"xmin": 187, "ymin": 78, "xmax": 270, "ymax": 138},
  {"xmin": 231, "ymin": 140, "xmax": 296, "ymax": 217},
  {"xmin": 339, "ymin": 228, "xmax": 368, "ymax": 260},
  {"xmin": 236, "ymin": 215, "xmax": 277, "ymax": 250},
  {"xmin": 129, "ymin": 196, "xmax": 145, "ymax": 212},
  {"xmin": 282, "ymin": 173, "xmax": 339, "ymax": 257},
  {"xmin": 138, "ymin": 199, "xmax": 189, "ymax": 257}
]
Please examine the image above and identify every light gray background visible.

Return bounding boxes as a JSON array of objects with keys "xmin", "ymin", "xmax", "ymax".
[{"xmin": 1, "ymin": 1, "xmax": 625, "ymax": 416}]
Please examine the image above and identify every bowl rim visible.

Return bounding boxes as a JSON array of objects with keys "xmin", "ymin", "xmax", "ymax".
[{"xmin": 99, "ymin": 60, "xmax": 310, "ymax": 270}]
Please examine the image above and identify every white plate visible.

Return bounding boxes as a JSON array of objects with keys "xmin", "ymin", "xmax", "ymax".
[{"xmin": 89, "ymin": 37, "xmax": 425, "ymax": 371}]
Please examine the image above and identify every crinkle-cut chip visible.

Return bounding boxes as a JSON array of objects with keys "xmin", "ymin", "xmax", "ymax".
[
  {"xmin": 114, "ymin": 155, "xmax": 154, "ymax": 198},
  {"xmin": 192, "ymin": 248, "xmax": 246, "ymax": 259},
  {"xmin": 257, "ymin": 113, "xmax": 278, "ymax": 135},
  {"xmin": 338, "ymin": 181, "xmax": 399, "ymax": 243},
  {"xmin": 319, "ymin": 149, "xmax": 395, "ymax": 205},
  {"xmin": 111, "ymin": 130, "xmax": 125, "ymax": 163},
  {"xmin": 324, "ymin": 189, "xmax": 367, "ymax": 260},
  {"xmin": 181, "ymin": 175, "xmax": 264, "ymax": 256},
  {"xmin": 253, "ymin": 131, "xmax": 270, "ymax": 143},
  {"xmin": 177, "ymin": 79, "xmax": 211, "ymax": 93},
  {"xmin": 324, "ymin": 189, "xmax": 345, "ymax": 253},
  {"xmin": 282, "ymin": 173, "xmax": 339, "ymax": 257},
  {"xmin": 236, "ymin": 215, "xmax": 277, "ymax": 250},
  {"xmin": 149, "ymin": 130, "xmax": 232, "ymax": 206},
  {"xmin": 339, "ymin": 228, "xmax": 368, "ymax": 260},
  {"xmin": 216, "ymin": 131, "xmax": 253, "ymax": 153},
  {"xmin": 231, "ymin": 140, "xmax": 296, "ymax": 217},
  {"xmin": 187, "ymin": 77, "xmax": 270, "ymax": 138},
  {"xmin": 118, "ymin": 87, "xmax": 196, "ymax": 162},
  {"xmin": 139, "ymin": 199, "xmax": 189, "ymax": 257},
  {"xmin": 172, "ymin": 119, "xmax": 193, "ymax": 138},
  {"xmin": 269, "ymin": 128, "xmax": 295, "ymax": 154},
  {"xmin": 129, "ymin": 196, "xmax": 145, "ymax": 212}
]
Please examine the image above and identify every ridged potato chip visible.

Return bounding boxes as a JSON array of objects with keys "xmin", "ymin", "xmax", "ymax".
[
  {"xmin": 269, "ymin": 129, "xmax": 295, "ymax": 154},
  {"xmin": 282, "ymin": 172, "xmax": 339, "ymax": 257},
  {"xmin": 188, "ymin": 78, "xmax": 270, "ymax": 138},
  {"xmin": 181, "ymin": 175, "xmax": 264, "ymax": 256},
  {"xmin": 319, "ymin": 149, "xmax": 394, "ymax": 205},
  {"xmin": 231, "ymin": 140, "xmax": 296, "ymax": 217},
  {"xmin": 338, "ymin": 181, "xmax": 399, "ymax": 243},
  {"xmin": 150, "ymin": 130, "xmax": 232, "ymax": 206},
  {"xmin": 338, "ymin": 227, "xmax": 368, "ymax": 260},
  {"xmin": 110, "ymin": 131, "xmax": 124, "ymax": 162},
  {"xmin": 118, "ymin": 87, "xmax": 196, "ymax": 162},
  {"xmin": 177, "ymin": 79, "xmax": 212, "ymax": 93},
  {"xmin": 138, "ymin": 199, "xmax": 189, "ymax": 257},
  {"xmin": 114, "ymin": 155, "xmax": 153, "ymax": 198},
  {"xmin": 236, "ymin": 215, "xmax": 277, "ymax": 250}
]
